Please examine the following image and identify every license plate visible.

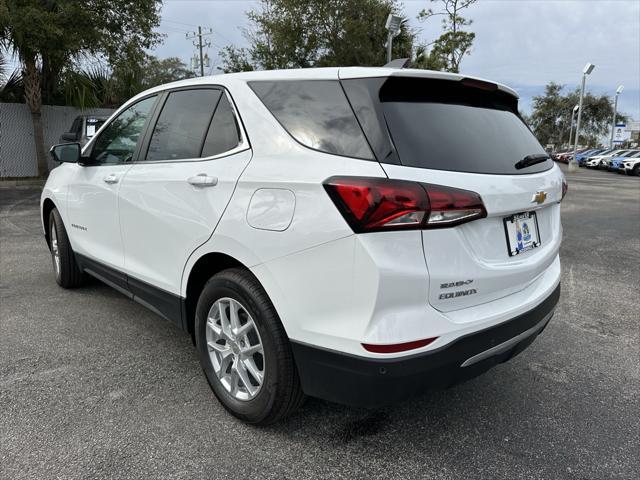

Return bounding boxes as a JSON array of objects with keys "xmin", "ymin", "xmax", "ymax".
[{"xmin": 503, "ymin": 211, "xmax": 541, "ymax": 256}]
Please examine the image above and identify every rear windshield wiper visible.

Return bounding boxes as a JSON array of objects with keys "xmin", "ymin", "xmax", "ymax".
[{"xmin": 514, "ymin": 153, "xmax": 550, "ymax": 170}]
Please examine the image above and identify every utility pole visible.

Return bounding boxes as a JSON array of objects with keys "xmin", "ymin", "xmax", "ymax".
[{"xmin": 186, "ymin": 26, "xmax": 213, "ymax": 76}]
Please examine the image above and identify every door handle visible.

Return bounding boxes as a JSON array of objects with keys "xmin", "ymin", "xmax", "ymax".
[
  {"xmin": 103, "ymin": 173, "xmax": 119, "ymax": 184},
  {"xmin": 187, "ymin": 174, "xmax": 218, "ymax": 187}
]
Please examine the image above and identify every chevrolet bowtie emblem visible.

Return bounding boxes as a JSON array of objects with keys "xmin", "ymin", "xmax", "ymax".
[{"xmin": 532, "ymin": 191, "xmax": 547, "ymax": 205}]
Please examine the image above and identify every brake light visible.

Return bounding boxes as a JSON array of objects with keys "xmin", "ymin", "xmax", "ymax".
[
  {"xmin": 561, "ymin": 177, "xmax": 568, "ymax": 200},
  {"xmin": 461, "ymin": 78, "xmax": 498, "ymax": 91},
  {"xmin": 323, "ymin": 176, "xmax": 486, "ymax": 233}
]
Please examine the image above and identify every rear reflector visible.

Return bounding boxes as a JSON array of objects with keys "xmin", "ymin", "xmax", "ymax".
[
  {"xmin": 324, "ymin": 176, "xmax": 486, "ymax": 233},
  {"xmin": 362, "ymin": 337, "xmax": 438, "ymax": 354}
]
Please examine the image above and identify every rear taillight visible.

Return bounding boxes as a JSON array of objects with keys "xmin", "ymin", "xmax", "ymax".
[
  {"xmin": 561, "ymin": 177, "xmax": 568, "ymax": 200},
  {"xmin": 323, "ymin": 176, "xmax": 486, "ymax": 233}
]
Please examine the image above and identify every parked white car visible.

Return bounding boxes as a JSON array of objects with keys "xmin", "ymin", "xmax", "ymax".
[
  {"xmin": 41, "ymin": 67, "xmax": 564, "ymax": 424},
  {"xmin": 585, "ymin": 149, "xmax": 629, "ymax": 168},
  {"xmin": 622, "ymin": 157, "xmax": 640, "ymax": 176}
]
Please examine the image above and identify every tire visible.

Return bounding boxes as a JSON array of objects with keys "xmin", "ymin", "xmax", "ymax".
[
  {"xmin": 194, "ymin": 268, "xmax": 305, "ymax": 425},
  {"xmin": 633, "ymin": 165, "xmax": 640, "ymax": 177},
  {"xmin": 48, "ymin": 208, "xmax": 85, "ymax": 288}
]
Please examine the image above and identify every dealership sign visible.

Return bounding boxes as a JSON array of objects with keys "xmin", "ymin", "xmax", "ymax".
[{"xmin": 613, "ymin": 123, "xmax": 629, "ymax": 144}]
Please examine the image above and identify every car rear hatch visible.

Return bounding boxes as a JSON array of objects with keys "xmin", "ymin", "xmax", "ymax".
[{"xmin": 341, "ymin": 73, "xmax": 564, "ymax": 312}]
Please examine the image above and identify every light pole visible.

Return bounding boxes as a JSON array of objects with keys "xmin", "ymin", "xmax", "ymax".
[
  {"xmin": 385, "ymin": 14, "xmax": 403, "ymax": 63},
  {"xmin": 570, "ymin": 62, "xmax": 595, "ymax": 171},
  {"xmin": 609, "ymin": 85, "xmax": 624, "ymax": 148},
  {"xmin": 568, "ymin": 104, "xmax": 579, "ymax": 147}
]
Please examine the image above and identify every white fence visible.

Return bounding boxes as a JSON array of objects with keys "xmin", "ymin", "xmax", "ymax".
[{"xmin": 0, "ymin": 103, "xmax": 114, "ymax": 178}]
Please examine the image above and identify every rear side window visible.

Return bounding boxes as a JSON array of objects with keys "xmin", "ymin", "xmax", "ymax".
[
  {"xmin": 201, "ymin": 94, "xmax": 241, "ymax": 157},
  {"xmin": 249, "ymin": 80, "xmax": 373, "ymax": 160},
  {"xmin": 146, "ymin": 89, "xmax": 222, "ymax": 161},
  {"xmin": 344, "ymin": 77, "xmax": 552, "ymax": 175}
]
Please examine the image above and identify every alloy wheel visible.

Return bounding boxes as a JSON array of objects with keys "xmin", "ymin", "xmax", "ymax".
[
  {"xmin": 50, "ymin": 223, "xmax": 60, "ymax": 277},
  {"xmin": 206, "ymin": 297, "xmax": 265, "ymax": 401}
]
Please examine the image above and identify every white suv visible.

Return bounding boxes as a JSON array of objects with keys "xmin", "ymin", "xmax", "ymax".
[{"xmin": 41, "ymin": 68, "xmax": 564, "ymax": 424}]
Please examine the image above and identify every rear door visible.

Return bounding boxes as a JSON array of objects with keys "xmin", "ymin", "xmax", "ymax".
[
  {"xmin": 343, "ymin": 75, "xmax": 563, "ymax": 312},
  {"xmin": 118, "ymin": 86, "xmax": 251, "ymax": 295}
]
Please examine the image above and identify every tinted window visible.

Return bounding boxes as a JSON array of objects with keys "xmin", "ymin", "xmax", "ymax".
[
  {"xmin": 201, "ymin": 94, "xmax": 241, "ymax": 157},
  {"xmin": 91, "ymin": 96, "xmax": 156, "ymax": 164},
  {"xmin": 85, "ymin": 118, "xmax": 105, "ymax": 138},
  {"xmin": 146, "ymin": 89, "xmax": 222, "ymax": 161},
  {"xmin": 249, "ymin": 80, "xmax": 373, "ymax": 160},
  {"xmin": 344, "ymin": 77, "xmax": 552, "ymax": 175},
  {"xmin": 71, "ymin": 117, "xmax": 82, "ymax": 135},
  {"xmin": 342, "ymin": 78, "xmax": 399, "ymax": 164}
]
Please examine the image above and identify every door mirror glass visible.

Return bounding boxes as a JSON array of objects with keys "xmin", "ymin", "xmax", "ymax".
[{"xmin": 50, "ymin": 143, "xmax": 81, "ymax": 163}]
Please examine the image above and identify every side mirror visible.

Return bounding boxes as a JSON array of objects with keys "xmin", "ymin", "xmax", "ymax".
[
  {"xmin": 50, "ymin": 143, "xmax": 81, "ymax": 163},
  {"xmin": 60, "ymin": 132, "xmax": 78, "ymax": 142}
]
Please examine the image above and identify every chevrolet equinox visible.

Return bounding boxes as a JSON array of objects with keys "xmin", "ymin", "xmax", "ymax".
[{"xmin": 42, "ymin": 67, "xmax": 565, "ymax": 424}]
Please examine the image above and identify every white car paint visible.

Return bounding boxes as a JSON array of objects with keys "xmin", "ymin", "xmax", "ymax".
[
  {"xmin": 247, "ymin": 189, "xmax": 296, "ymax": 231},
  {"xmin": 623, "ymin": 157, "xmax": 640, "ymax": 174},
  {"xmin": 41, "ymin": 67, "xmax": 563, "ymax": 361},
  {"xmin": 65, "ymin": 163, "xmax": 132, "ymax": 270},
  {"xmin": 585, "ymin": 149, "xmax": 629, "ymax": 167}
]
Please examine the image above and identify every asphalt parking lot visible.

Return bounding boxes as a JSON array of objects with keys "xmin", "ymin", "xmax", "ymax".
[{"xmin": 1, "ymin": 165, "xmax": 638, "ymax": 480}]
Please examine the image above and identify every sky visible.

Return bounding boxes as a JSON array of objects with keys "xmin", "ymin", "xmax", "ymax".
[{"xmin": 155, "ymin": 0, "xmax": 640, "ymax": 120}]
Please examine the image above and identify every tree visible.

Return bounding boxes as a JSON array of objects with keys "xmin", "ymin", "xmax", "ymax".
[
  {"xmin": 1, "ymin": 54, "xmax": 193, "ymax": 110},
  {"xmin": 219, "ymin": 47, "xmax": 255, "ymax": 73},
  {"xmin": 415, "ymin": 0, "xmax": 477, "ymax": 73},
  {"xmin": 528, "ymin": 83, "xmax": 567, "ymax": 147},
  {"xmin": 141, "ymin": 56, "xmax": 195, "ymax": 88},
  {"xmin": 0, "ymin": 51, "xmax": 23, "ymax": 102},
  {"xmin": 529, "ymin": 82, "xmax": 627, "ymax": 147},
  {"xmin": 0, "ymin": 0, "xmax": 161, "ymax": 177},
  {"xmin": 220, "ymin": 0, "xmax": 416, "ymax": 73}
]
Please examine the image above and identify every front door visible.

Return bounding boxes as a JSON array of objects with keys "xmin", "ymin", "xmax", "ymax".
[{"xmin": 66, "ymin": 95, "xmax": 158, "ymax": 271}]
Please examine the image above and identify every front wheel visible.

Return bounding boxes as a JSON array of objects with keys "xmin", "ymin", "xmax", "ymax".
[
  {"xmin": 48, "ymin": 208, "xmax": 85, "ymax": 288},
  {"xmin": 194, "ymin": 268, "xmax": 305, "ymax": 424}
]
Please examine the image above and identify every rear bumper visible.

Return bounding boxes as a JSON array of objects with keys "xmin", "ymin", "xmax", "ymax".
[{"xmin": 291, "ymin": 283, "xmax": 560, "ymax": 408}]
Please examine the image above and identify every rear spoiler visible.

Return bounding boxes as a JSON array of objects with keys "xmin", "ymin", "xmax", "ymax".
[{"xmin": 383, "ymin": 58, "xmax": 411, "ymax": 69}]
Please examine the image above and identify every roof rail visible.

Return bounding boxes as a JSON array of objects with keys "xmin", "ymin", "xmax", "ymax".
[{"xmin": 383, "ymin": 58, "xmax": 411, "ymax": 69}]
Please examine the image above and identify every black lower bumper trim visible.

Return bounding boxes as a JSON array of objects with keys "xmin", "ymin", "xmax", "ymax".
[{"xmin": 291, "ymin": 284, "xmax": 560, "ymax": 408}]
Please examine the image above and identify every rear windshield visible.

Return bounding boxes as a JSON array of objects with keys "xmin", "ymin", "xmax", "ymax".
[{"xmin": 344, "ymin": 77, "xmax": 553, "ymax": 175}]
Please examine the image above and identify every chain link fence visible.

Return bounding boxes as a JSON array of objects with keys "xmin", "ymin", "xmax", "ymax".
[{"xmin": 0, "ymin": 103, "xmax": 114, "ymax": 178}]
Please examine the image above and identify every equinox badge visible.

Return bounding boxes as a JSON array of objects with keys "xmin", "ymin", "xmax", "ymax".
[{"xmin": 531, "ymin": 191, "xmax": 547, "ymax": 205}]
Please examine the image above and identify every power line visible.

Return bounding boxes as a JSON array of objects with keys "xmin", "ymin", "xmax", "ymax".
[
  {"xmin": 163, "ymin": 17, "xmax": 237, "ymax": 45},
  {"xmin": 186, "ymin": 26, "xmax": 214, "ymax": 76}
]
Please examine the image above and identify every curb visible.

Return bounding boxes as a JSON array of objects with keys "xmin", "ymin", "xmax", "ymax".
[{"xmin": 0, "ymin": 178, "xmax": 46, "ymax": 188}]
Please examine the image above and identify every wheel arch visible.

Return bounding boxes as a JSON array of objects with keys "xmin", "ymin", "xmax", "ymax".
[
  {"xmin": 184, "ymin": 252, "xmax": 249, "ymax": 339},
  {"xmin": 42, "ymin": 197, "xmax": 57, "ymax": 249}
]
